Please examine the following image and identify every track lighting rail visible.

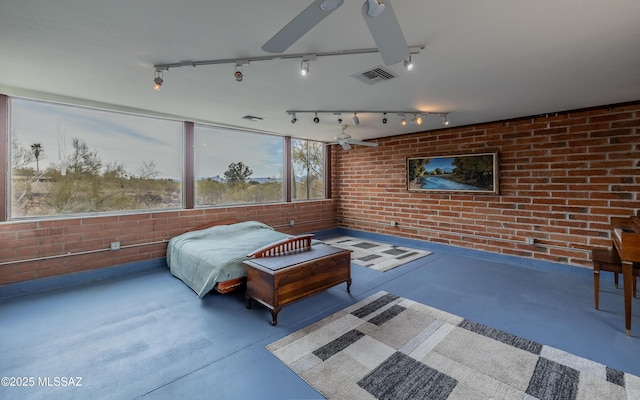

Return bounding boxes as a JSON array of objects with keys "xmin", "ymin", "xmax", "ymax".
[
  {"xmin": 153, "ymin": 45, "xmax": 425, "ymax": 72},
  {"xmin": 286, "ymin": 110, "xmax": 450, "ymax": 126},
  {"xmin": 285, "ymin": 110, "xmax": 445, "ymax": 116}
]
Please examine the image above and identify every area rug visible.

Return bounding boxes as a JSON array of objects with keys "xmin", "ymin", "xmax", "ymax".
[
  {"xmin": 322, "ymin": 236, "xmax": 432, "ymax": 272},
  {"xmin": 267, "ymin": 291, "xmax": 640, "ymax": 400}
]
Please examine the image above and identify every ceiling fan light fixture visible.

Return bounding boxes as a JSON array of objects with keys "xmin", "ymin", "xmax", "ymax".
[
  {"xmin": 352, "ymin": 112, "xmax": 359, "ymax": 126},
  {"xmin": 153, "ymin": 71, "xmax": 163, "ymax": 91},
  {"xmin": 329, "ymin": 123, "xmax": 378, "ymax": 150},
  {"xmin": 366, "ymin": 0, "xmax": 386, "ymax": 17}
]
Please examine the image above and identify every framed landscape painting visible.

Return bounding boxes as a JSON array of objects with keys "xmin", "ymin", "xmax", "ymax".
[{"xmin": 407, "ymin": 152, "xmax": 498, "ymax": 194}]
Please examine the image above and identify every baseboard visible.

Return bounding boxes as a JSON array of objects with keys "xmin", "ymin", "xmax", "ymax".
[
  {"xmin": 0, "ymin": 228, "xmax": 602, "ymax": 301},
  {"xmin": 0, "ymin": 258, "xmax": 166, "ymax": 300},
  {"xmin": 330, "ymin": 228, "xmax": 598, "ymax": 280}
]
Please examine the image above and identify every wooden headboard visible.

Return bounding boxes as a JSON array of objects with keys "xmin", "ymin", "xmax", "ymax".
[{"xmin": 247, "ymin": 234, "xmax": 314, "ymax": 258}]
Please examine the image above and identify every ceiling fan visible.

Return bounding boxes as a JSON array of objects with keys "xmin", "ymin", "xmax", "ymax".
[
  {"xmin": 329, "ymin": 124, "xmax": 379, "ymax": 150},
  {"xmin": 262, "ymin": 0, "xmax": 409, "ymax": 66}
]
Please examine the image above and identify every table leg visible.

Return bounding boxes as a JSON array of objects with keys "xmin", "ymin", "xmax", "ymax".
[
  {"xmin": 346, "ymin": 279, "xmax": 352, "ymax": 293},
  {"xmin": 623, "ymin": 260, "xmax": 633, "ymax": 336},
  {"xmin": 245, "ymin": 295, "xmax": 252, "ymax": 309},
  {"xmin": 270, "ymin": 307, "xmax": 280, "ymax": 326}
]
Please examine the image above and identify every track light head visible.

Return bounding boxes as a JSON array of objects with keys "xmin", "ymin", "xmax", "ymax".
[
  {"xmin": 313, "ymin": 112, "xmax": 320, "ymax": 124},
  {"xmin": 382, "ymin": 113, "xmax": 387, "ymax": 124},
  {"xmin": 401, "ymin": 115, "xmax": 407, "ymax": 126},
  {"xmin": 403, "ymin": 55, "xmax": 414, "ymax": 72},
  {"xmin": 291, "ymin": 113, "xmax": 297, "ymax": 124},
  {"xmin": 352, "ymin": 113, "xmax": 359, "ymax": 126},
  {"xmin": 300, "ymin": 59, "xmax": 309, "ymax": 76},
  {"xmin": 416, "ymin": 115, "xmax": 423, "ymax": 125},
  {"xmin": 441, "ymin": 114, "xmax": 450, "ymax": 126},
  {"xmin": 234, "ymin": 64, "xmax": 243, "ymax": 82},
  {"xmin": 153, "ymin": 77, "xmax": 163, "ymax": 91},
  {"xmin": 153, "ymin": 71, "xmax": 163, "ymax": 91}
]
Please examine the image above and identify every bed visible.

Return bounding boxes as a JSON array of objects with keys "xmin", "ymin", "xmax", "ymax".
[{"xmin": 166, "ymin": 220, "xmax": 313, "ymax": 297}]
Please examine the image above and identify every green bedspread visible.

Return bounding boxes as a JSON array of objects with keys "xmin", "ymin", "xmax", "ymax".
[{"xmin": 166, "ymin": 221, "xmax": 292, "ymax": 298}]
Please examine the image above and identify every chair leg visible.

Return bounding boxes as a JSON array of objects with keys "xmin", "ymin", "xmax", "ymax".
[
  {"xmin": 594, "ymin": 271, "xmax": 600, "ymax": 309},
  {"xmin": 634, "ymin": 276, "xmax": 637, "ymax": 298},
  {"xmin": 614, "ymin": 272, "xmax": 619, "ymax": 289}
]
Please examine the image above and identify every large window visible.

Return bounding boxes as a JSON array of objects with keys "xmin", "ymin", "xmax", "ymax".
[
  {"xmin": 291, "ymin": 139, "xmax": 325, "ymax": 200},
  {"xmin": 194, "ymin": 125, "xmax": 284, "ymax": 206},
  {"xmin": 10, "ymin": 99, "xmax": 183, "ymax": 218},
  {"xmin": 6, "ymin": 98, "xmax": 327, "ymax": 219}
]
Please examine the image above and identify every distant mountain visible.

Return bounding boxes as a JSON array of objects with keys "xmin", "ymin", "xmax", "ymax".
[{"xmin": 196, "ymin": 176, "xmax": 283, "ymax": 183}]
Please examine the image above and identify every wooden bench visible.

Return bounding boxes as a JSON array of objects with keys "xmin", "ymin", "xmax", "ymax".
[{"xmin": 244, "ymin": 241, "xmax": 351, "ymax": 325}]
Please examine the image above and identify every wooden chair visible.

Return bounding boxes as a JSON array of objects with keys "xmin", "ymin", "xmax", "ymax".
[{"xmin": 592, "ymin": 247, "xmax": 639, "ymax": 309}]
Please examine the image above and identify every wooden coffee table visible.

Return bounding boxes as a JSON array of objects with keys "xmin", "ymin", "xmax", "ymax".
[{"xmin": 244, "ymin": 244, "xmax": 351, "ymax": 325}]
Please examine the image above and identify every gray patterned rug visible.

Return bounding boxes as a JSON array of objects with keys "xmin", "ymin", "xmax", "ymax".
[
  {"xmin": 267, "ymin": 291, "xmax": 640, "ymax": 400},
  {"xmin": 322, "ymin": 236, "xmax": 432, "ymax": 272}
]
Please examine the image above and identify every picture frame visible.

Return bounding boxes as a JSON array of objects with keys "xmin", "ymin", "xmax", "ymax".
[{"xmin": 407, "ymin": 152, "xmax": 498, "ymax": 194}]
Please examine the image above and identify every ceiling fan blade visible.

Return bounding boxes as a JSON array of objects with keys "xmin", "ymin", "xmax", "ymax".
[
  {"xmin": 328, "ymin": 139, "xmax": 377, "ymax": 149},
  {"xmin": 262, "ymin": 0, "xmax": 344, "ymax": 53},
  {"xmin": 348, "ymin": 140, "xmax": 378, "ymax": 147},
  {"xmin": 361, "ymin": 0, "xmax": 409, "ymax": 65}
]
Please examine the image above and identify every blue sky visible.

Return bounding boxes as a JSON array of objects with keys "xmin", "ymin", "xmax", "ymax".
[{"xmin": 194, "ymin": 126, "xmax": 283, "ymax": 179}]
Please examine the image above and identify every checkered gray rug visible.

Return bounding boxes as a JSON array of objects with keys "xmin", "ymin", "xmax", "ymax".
[
  {"xmin": 267, "ymin": 291, "xmax": 640, "ymax": 400},
  {"xmin": 322, "ymin": 236, "xmax": 432, "ymax": 272}
]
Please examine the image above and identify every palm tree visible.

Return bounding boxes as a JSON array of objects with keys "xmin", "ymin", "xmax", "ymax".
[{"xmin": 31, "ymin": 143, "xmax": 44, "ymax": 172}]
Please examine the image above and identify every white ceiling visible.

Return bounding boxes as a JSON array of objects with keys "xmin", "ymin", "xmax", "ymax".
[{"xmin": 1, "ymin": 0, "xmax": 639, "ymax": 143}]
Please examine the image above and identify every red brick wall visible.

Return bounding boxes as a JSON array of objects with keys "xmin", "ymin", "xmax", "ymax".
[
  {"xmin": 334, "ymin": 102, "xmax": 640, "ymax": 268},
  {"xmin": 2, "ymin": 102, "xmax": 638, "ymax": 286},
  {"xmin": 0, "ymin": 201, "xmax": 336, "ymax": 285}
]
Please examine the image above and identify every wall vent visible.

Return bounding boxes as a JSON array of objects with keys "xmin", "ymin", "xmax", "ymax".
[{"xmin": 352, "ymin": 66, "xmax": 396, "ymax": 85}]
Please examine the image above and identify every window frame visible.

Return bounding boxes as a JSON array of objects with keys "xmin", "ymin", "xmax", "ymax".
[
  {"xmin": 7, "ymin": 97, "xmax": 185, "ymax": 219},
  {"xmin": 193, "ymin": 124, "xmax": 286, "ymax": 208},
  {"xmin": 1, "ymin": 95, "xmax": 329, "ymax": 221},
  {"xmin": 291, "ymin": 138, "xmax": 327, "ymax": 201}
]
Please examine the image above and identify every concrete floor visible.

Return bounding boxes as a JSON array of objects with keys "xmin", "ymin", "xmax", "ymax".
[{"xmin": 1, "ymin": 229, "xmax": 638, "ymax": 399}]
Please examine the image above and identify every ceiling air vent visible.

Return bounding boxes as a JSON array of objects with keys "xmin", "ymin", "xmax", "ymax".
[{"xmin": 352, "ymin": 66, "xmax": 396, "ymax": 85}]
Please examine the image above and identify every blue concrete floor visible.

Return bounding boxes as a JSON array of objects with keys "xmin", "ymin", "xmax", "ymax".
[{"xmin": 1, "ymin": 230, "xmax": 638, "ymax": 400}]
